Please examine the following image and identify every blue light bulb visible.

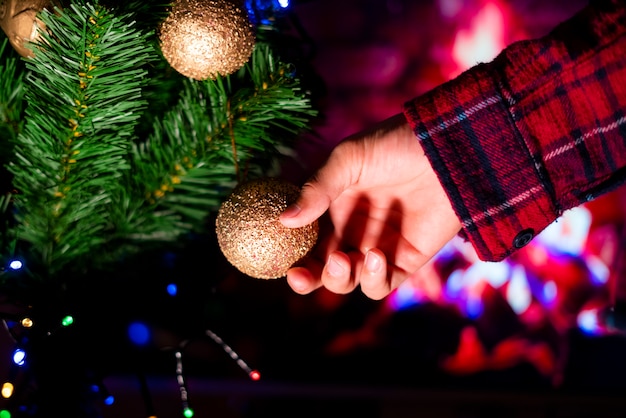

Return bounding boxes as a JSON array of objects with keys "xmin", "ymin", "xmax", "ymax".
[
  {"xmin": 8, "ymin": 260, "xmax": 22, "ymax": 270},
  {"xmin": 12, "ymin": 349, "xmax": 26, "ymax": 366},
  {"xmin": 128, "ymin": 322, "xmax": 150, "ymax": 346},
  {"xmin": 166, "ymin": 283, "xmax": 178, "ymax": 297}
]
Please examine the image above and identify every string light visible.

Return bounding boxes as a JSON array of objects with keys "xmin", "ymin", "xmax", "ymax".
[
  {"xmin": 175, "ymin": 351, "xmax": 193, "ymax": 418},
  {"xmin": 245, "ymin": 0, "xmax": 291, "ymax": 26},
  {"xmin": 61, "ymin": 315, "xmax": 74, "ymax": 327},
  {"xmin": 8, "ymin": 260, "xmax": 22, "ymax": 270},
  {"xmin": 44, "ymin": 314, "xmax": 76, "ymax": 337},
  {"xmin": 205, "ymin": 329, "xmax": 261, "ymax": 381},
  {"xmin": 128, "ymin": 322, "xmax": 150, "ymax": 346},
  {"xmin": 170, "ymin": 330, "xmax": 259, "ymax": 417},
  {"xmin": 166, "ymin": 283, "xmax": 178, "ymax": 296},
  {"xmin": 136, "ymin": 370, "xmax": 156, "ymax": 418},
  {"xmin": 12, "ymin": 349, "xmax": 26, "ymax": 367},
  {"xmin": 1, "ymin": 382, "xmax": 14, "ymax": 399},
  {"xmin": 90, "ymin": 379, "xmax": 116, "ymax": 407},
  {"xmin": 0, "ymin": 410, "xmax": 10, "ymax": 418},
  {"xmin": 20, "ymin": 318, "xmax": 33, "ymax": 328}
]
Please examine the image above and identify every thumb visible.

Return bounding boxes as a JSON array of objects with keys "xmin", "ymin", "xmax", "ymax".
[{"xmin": 280, "ymin": 153, "xmax": 355, "ymax": 228}]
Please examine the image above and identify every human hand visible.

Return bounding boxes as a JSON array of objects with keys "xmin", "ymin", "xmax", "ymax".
[{"xmin": 280, "ymin": 113, "xmax": 462, "ymax": 299}]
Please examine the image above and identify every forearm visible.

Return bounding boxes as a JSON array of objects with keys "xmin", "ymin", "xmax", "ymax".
[{"xmin": 404, "ymin": 0, "xmax": 626, "ymax": 261}]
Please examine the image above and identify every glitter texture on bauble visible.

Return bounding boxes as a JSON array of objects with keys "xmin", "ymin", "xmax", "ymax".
[
  {"xmin": 216, "ymin": 178, "xmax": 318, "ymax": 279},
  {"xmin": 159, "ymin": 0, "xmax": 255, "ymax": 80}
]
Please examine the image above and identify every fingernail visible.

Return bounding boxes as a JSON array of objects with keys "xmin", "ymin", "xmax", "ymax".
[
  {"xmin": 281, "ymin": 203, "xmax": 301, "ymax": 219},
  {"xmin": 327, "ymin": 255, "xmax": 345, "ymax": 277},
  {"xmin": 364, "ymin": 250, "xmax": 381, "ymax": 273}
]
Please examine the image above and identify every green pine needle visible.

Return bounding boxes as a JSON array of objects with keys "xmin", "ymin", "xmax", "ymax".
[
  {"xmin": 8, "ymin": 0, "xmax": 157, "ymax": 275},
  {"xmin": 0, "ymin": 1, "xmax": 317, "ymax": 281},
  {"xmin": 0, "ymin": 36, "xmax": 24, "ymax": 151},
  {"xmin": 117, "ymin": 42, "xmax": 316, "ymax": 245}
]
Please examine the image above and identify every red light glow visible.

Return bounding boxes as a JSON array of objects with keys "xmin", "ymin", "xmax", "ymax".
[{"xmin": 451, "ymin": 2, "xmax": 507, "ymax": 77}]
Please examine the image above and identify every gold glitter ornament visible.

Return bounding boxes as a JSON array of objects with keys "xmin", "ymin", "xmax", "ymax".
[
  {"xmin": 0, "ymin": 0, "xmax": 59, "ymax": 57},
  {"xmin": 216, "ymin": 178, "xmax": 319, "ymax": 280},
  {"xmin": 159, "ymin": 0, "xmax": 256, "ymax": 80}
]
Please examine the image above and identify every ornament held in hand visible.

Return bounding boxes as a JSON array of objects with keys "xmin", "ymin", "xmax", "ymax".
[
  {"xmin": 216, "ymin": 178, "xmax": 318, "ymax": 279},
  {"xmin": 0, "ymin": 0, "xmax": 58, "ymax": 57},
  {"xmin": 159, "ymin": 0, "xmax": 256, "ymax": 80}
]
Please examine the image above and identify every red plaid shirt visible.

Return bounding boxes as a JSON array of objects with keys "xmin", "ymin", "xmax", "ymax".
[{"xmin": 404, "ymin": 0, "xmax": 626, "ymax": 262}]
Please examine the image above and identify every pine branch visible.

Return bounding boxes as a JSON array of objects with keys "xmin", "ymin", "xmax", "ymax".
[
  {"xmin": 7, "ymin": 1, "xmax": 157, "ymax": 276},
  {"xmin": 1, "ymin": 1, "xmax": 317, "ymax": 278},
  {"xmin": 0, "ymin": 36, "xmax": 24, "ymax": 158},
  {"xmin": 0, "ymin": 37, "xmax": 26, "ymax": 271},
  {"xmin": 110, "ymin": 43, "xmax": 317, "ymax": 249}
]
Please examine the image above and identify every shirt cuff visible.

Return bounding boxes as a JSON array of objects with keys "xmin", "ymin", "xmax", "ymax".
[{"xmin": 403, "ymin": 63, "xmax": 561, "ymax": 261}]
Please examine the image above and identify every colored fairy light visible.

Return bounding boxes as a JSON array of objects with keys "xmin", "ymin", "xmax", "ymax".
[
  {"xmin": 1, "ymin": 382, "xmax": 14, "ymax": 399},
  {"xmin": 128, "ymin": 322, "xmax": 150, "ymax": 346},
  {"xmin": 166, "ymin": 283, "xmax": 178, "ymax": 296},
  {"xmin": 175, "ymin": 351, "xmax": 193, "ymax": 417},
  {"xmin": 0, "ymin": 410, "xmax": 10, "ymax": 418},
  {"xmin": 20, "ymin": 317, "xmax": 33, "ymax": 328},
  {"xmin": 205, "ymin": 329, "xmax": 259, "ymax": 379},
  {"xmin": 12, "ymin": 349, "xmax": 26, "ymax": 366},
  {"xmin": 61, "ymin": 316, "xmax": 74, "ymax": 327},
  {"xmin": 8, "ymin": 260, "xmax": 22, "ymax": 270},
  {"xmin": 249, "ymin": 370, "xmax": 261, "ymax": 381},
  {"xmin": 245, "ymin": 0, "xmax": 290, "ymax": 26},
  {"xmin": 104, "ymin": 395, "xmax": 115, "ymax": 406}
]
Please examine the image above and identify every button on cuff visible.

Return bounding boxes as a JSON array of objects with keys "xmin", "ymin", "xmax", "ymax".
[{"xmin": 513, "ymin": 229, "xmax": 534, "ymax": 249}]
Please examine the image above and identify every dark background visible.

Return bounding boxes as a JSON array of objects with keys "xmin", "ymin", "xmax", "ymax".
[
  {"xmin": 99, "ymin": 0, "xmax": 626, "ymax": 416},
  {"xmin": 4, "ymin": 0, "xmax": 626, "ymax": 417}
]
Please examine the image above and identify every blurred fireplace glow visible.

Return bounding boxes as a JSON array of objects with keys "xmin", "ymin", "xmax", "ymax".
[
  {"xmin": 388, "ymin": 0, "xmax": 615, "ymax": 338},
  {"xmin": 450, "ymin": 1, "xmax": 508, "ymax": 77},
  {"xmin": 388, "ymin": 206, "xmax": 610, "ymax": 330},
  {"xmin": 314, "ymin": 0, "xmax": 624, "ymax": 385}
]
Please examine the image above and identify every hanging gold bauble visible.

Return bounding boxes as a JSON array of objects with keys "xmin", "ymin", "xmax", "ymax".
[
  {"xmin": 159, "ymin": 0, "xmax": 255, "ymax": 80},
  {"xmin": 0, "ymin": 0, "xmax": 58, "ymax": 57},
  {"xmin": 216, "ymin": 178, "xmax": 319, "ymax": 280}
]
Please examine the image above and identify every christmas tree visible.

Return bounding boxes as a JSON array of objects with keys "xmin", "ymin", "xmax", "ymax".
[{"xmin": 0, "ymin": 0, "xmax": 317, "ymax": 416}]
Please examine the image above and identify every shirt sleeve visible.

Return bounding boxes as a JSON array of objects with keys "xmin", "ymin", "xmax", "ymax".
[{"xmin": 403, "ymin": 0, "xmax": 626, "ymax": 262}]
